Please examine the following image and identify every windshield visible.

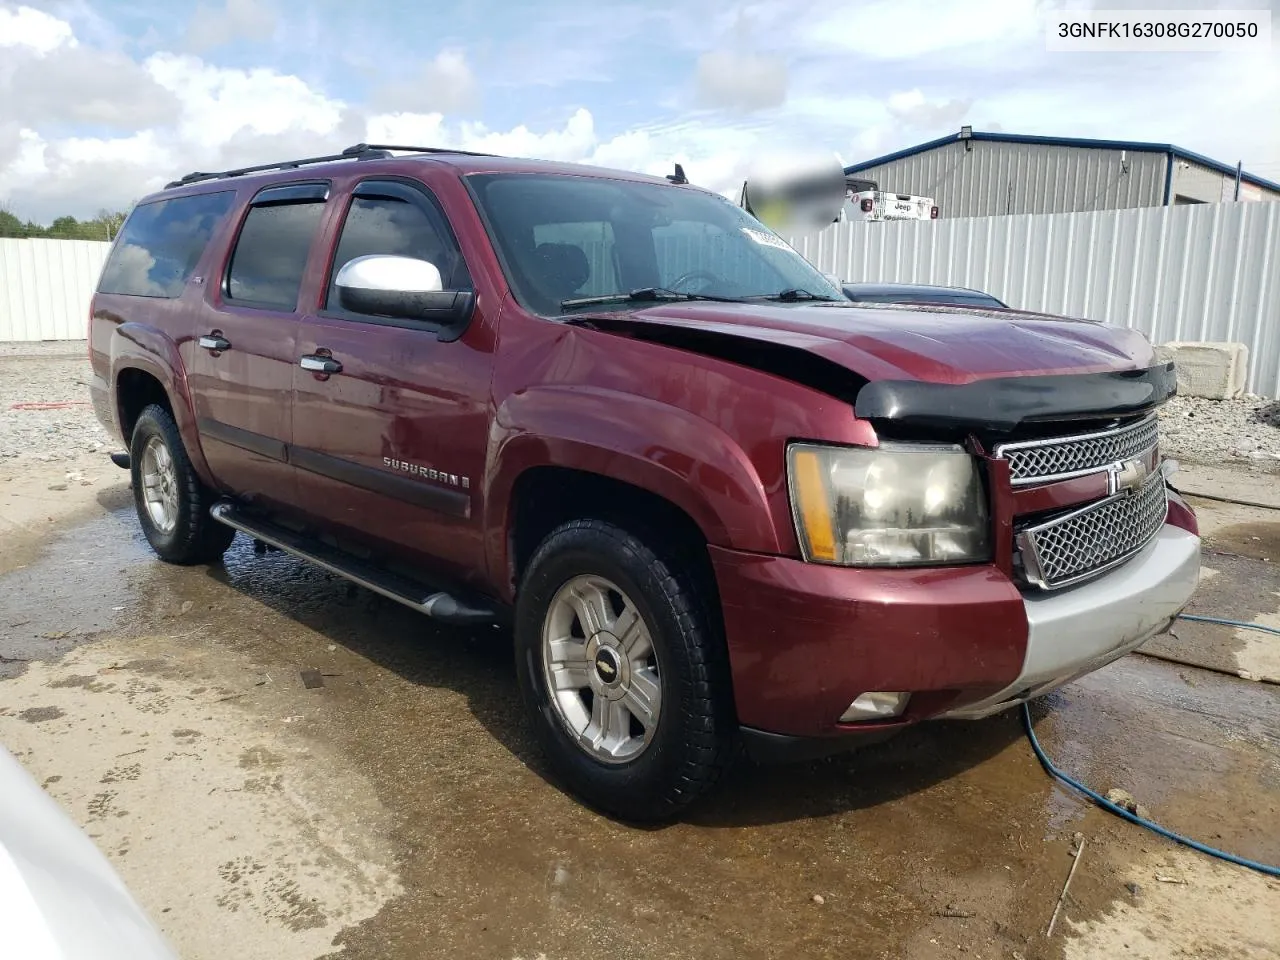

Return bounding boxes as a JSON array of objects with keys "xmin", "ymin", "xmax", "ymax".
[{"xmin": 466, "ymin": 173, "xmax": 844, "ymax": 316}]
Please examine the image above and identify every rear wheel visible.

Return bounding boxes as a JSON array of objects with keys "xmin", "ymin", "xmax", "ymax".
[
  {"xmin": 514, "ymin": 519, "xmax": 734, "ymax": 821},
  {"xmin": 129, "ymin": 404, "xmax": 235, "ymax": 564}
]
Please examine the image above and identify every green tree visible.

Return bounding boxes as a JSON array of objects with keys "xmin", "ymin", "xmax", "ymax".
[
  {"xmin": 0, "ymin": 207, "xmax": 26, "ymax": 238},
  {"xmin": 0, "ymin": 206, "xmax": 130, "ymax": 241},
  {"xmin": 48, "ymin": 215, "xmax": 81, "ymax": 239}
]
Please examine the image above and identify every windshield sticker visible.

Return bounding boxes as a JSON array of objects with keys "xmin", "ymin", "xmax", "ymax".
[{"xmin": 740, "ymin": 226, "xmax": 792, "ymax": 251}]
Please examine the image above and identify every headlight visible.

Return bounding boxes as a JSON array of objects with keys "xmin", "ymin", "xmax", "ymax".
[{"xmin": 787, "ymin": 442, "xmax": 991, "ymax": 566}]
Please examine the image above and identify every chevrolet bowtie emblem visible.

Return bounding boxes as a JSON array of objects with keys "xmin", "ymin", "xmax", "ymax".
[{"xmin": 1110, "ymin": 456, "xmax": 1151, "ymax": 496}]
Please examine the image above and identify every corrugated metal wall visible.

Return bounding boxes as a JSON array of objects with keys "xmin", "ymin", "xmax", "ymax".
[
  {"xmin": 0, "ymin": 238, "xmax": 111, "ymax": 341},
  {"xmin": 8, "ymin": 211, "xmax": 1280, "ymax": 396},
  {"xmin": 856, "ymin": 141, "xmax": 1168, "ymax": 218},
  {"xmin": 787, "ymin": 201, "xmax": 1280, "ymax": 397},
  {"xmin": 1171, "ymin": 159, "xmax": 1280, "ymax": 204}
]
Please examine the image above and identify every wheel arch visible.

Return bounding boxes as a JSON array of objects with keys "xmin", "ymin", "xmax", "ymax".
[
  {"xmin": 507, "ymin": 465, "xmax": 720, "ymax": 602},
  {"xmin": 110, "ymin": 323, "xmax": 215, "ymax": 486},
  {"xmin": 484, "ymin": 385, "xmax": 786, "ymax": 602}
]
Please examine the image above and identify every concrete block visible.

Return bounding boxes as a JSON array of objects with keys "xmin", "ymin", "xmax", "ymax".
[{"xmin": 1156, "ymin": 341, "xmax": 1249, "ymax": 399}]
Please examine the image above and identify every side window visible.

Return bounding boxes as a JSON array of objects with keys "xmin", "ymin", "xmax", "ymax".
[
  {"xmin": 530, "ymin": 221, "xmax": 619, "ymax": 298},
  {"xmin": 97, "ymin": 191, "xmax": 235, "ymax": 298},
  {"xmin": 326, "ymin": 184, "xmax": 472, "ymax": 315},
  {"xmin": 652, "ymin": 219, "xmax": 777, "ymax": 292},
  {"xmin": 226, "ymin": 197, "xmax": 326, "ymax": 310}
]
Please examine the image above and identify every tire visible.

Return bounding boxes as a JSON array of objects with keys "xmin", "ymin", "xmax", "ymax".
[
  {"xmin": 514, "ymin": 519, "xmax": 735, "ymax": 822},
  {"xmin": 129, "ymin": 403, "xmax": 235, "ymax": 565}
]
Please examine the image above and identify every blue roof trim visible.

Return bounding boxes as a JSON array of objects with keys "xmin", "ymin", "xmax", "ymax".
[{"xmin": 844, "ymin": 130, "xmax": 1280, "ymax": 194}]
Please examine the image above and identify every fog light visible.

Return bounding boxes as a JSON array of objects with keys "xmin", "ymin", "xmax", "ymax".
[{"xmin": 839, "ymin": 692, "xmax": 910, "ymax": 722}]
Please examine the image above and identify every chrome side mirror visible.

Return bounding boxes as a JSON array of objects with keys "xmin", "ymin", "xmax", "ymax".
[{"xmin": 334, "ymin": 255, "xmax": 474, "ymax": 337}]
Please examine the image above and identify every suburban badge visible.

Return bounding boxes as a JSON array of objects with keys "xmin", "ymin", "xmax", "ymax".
[{"xmin": 383, "ymin": 457, "xmax": 470, "ymax": 490}]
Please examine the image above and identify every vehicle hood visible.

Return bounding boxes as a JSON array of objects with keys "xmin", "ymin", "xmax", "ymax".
[
  {"xmin": 595, "ymin": 300, "xmax": 1156, "ymax": 385},
  {"xmin": 0, "ymin": 745, "xmax": 177, "ymax": 960}
]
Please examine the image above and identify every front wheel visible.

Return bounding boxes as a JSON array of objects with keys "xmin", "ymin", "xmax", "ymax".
[
  {"xmin": 129, "ymin": 404, "xmax": 236, "ymax": 565},
  {"xmin": 514, "ymin": 519, "xmax": 735, "ymax": 822}
]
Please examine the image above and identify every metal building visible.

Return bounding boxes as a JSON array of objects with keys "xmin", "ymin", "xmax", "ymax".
[{"xmin": 844, "ymin": 128, "xmax": 1280, "ymax": 219}]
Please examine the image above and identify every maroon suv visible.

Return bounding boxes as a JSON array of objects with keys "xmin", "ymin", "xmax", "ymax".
[{"xmin": 88, "ymin": 143, "xmax": 1201, "ymax": 821}]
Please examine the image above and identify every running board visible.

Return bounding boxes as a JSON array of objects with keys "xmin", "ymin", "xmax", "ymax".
[{"xmin": 208, "ymin": 500, "xmax": 498, "ymax": 626}]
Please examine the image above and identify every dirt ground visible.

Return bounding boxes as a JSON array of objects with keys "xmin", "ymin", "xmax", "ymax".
[{"xmin": 1, "ymin": 354, "xmax": 1278, "ymax": 960}]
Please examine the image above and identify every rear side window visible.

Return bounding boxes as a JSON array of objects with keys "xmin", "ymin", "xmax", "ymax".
[
  {"xmin": 226, "ymin": 200, "xmax": 326, "ymax": 310},
  {"xmin": 97, "ymin": 191, "xmax": 235, "ymax": 298}
]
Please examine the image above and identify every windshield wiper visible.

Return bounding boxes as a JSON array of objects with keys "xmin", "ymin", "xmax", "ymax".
[
  {"xmin": 747, "ymin": 288, "xmax": 841, "ymax": 303},
  {"xmin": 560, "ymin": 287, "xmax": 744, "ymax": 311}
]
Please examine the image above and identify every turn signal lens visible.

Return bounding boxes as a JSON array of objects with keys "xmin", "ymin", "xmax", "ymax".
[{"xmin": 790, "ymin": 448, "xmax": 837, "ymax": 561}]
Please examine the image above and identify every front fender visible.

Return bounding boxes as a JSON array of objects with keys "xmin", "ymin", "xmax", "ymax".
[
  {"xmin": 111, "ymin": 323, "xmax": 215, "ymax": 487},
  {"xmin": 485, "ymin": 384, "xmax": 785, "ymax": 592}
]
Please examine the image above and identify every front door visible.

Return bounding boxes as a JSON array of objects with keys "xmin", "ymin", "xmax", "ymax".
[
  {"xmin": 188, "ymin": 181, "xmax": 331, "ymax": 511},
  {"xmin": 290, "ymin": 177, "xmax": 496, "ymax": 585}
]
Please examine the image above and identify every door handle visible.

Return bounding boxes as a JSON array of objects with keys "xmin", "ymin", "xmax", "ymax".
[
  {"xmin": 300, "ymin": 354, "xmax": 342, "ymax": 374},
  {"xmin": 198, "ymin": 334, "xmax": 230, "ymax": 352}
]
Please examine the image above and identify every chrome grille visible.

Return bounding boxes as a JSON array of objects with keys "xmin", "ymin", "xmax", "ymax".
[
  {"xmin": 1017, "ymin": 472, "xmax": 1168, "ymax": 590},
  {"xmin": 995, "ymin": 416, "xmax": 1160, "ymax": 486}
]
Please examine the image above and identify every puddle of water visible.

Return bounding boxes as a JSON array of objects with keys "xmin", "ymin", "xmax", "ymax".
[
  {"xmin": 0, "ymin": 507, "xmax": 152, "ymax": 677},
  {"xmin": 1206, "ymin": 520, "xmax": 1280, "ymax": 561}
]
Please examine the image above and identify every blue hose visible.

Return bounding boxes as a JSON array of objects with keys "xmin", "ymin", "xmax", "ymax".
[
  {"xmin": 1021, "ymin": 705, "xmax": 1280, "ymax": 877},
  {"xmin": 1022, "ymin": 611, "xmax": 1280, "ymax": 877},
  {"xmin": 1176, "ymin": 613, "xmax": 1280, "ymax": 637}
]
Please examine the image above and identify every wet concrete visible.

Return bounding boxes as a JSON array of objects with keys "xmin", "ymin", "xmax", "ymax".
[
  {"xmin": 1208, "ymin": 519, "xmax": 1280, "ymax": 563},
  {"xmin": 1142, "ymin": 500, "xmax": 1280, "ymax": 682},
  {"xmin": 3, "ymin": 495, "xmax": 1279, "ymax": 959},
  {"xmin": 1, "ymin": 494, "xmax": 138, "ymax": 676}
]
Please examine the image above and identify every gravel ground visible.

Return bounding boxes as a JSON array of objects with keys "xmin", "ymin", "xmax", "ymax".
[
  {"xmin": 1158, "ymin": 394, "xmax": 1280, "ymax": 465},
  {"xmin": 2, "ymin": 340, "xmax": 1279, "ymax": 467},
  {"xmin": 0, "ymin": 344, "xmax": 110, "ymax": 463}
]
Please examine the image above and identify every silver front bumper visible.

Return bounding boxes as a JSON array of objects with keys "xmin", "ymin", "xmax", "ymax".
[{"xmin": 942, "ymin": 524, "xmax": 1201, "ymax": 720}]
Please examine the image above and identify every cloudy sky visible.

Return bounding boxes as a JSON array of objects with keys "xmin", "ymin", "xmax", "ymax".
[{"xmin": 1, "ymin": 0, "xmax": 1277, "ymax": 223}]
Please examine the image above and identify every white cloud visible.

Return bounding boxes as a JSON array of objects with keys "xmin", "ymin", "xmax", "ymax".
[
  {"xmin": 797, "ymin": 0, "xmax": 1043, "ymax": 62},
  {"xmin": 2, "ymin": 0, "xmax": 1278, "ymax": 226},
  {"xmin": 695, "ymin": 50, "xmax": 789, "ymax": 112},
  {"xmin": 454, "ymin": 108, "xmax": 599, "ymax": 162},
  {"xmin": 0, "ymin": 4, "xmax": 75, "ymax": 53},
  {"xmin": 972, "ymin": 47, "xmax": 1280, "ymax": 167},
  {"xmin": 375, "ymin": 49, "xmax": 479, "ymax": 116},
  {"xmin": 145, "ymin": 53, "xmax": 346, "ymax": 148},
  {"xmin": 0, "ymin": 123, "xmax": 22, "ymax": 171},
  {"xmin": 0, "ymin": 130, "xmax": 175, "ymax": 217},
  {"xmin": 6, "ymin": 45, "xmax": 181, "ymax": 128},
  {"xmin": 364, "ymin": 111, "xmax": 447, "ymax": 146},
  {"xmin": 886, "ymin": 89, "xmax": 973, "ymax": 130},
  {"xmin": 366, "ymin": 107, "xmax": 768, "ymax": 200},
  {"xmin": 183, "ymin": 0, "xmax": 276, "ymax": 53},
  {"xmin": 0, "ymin": 90, "xmax": 771, "ymax": 223}
]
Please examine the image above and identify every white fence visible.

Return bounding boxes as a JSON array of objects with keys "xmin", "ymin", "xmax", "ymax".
[
  {"xmin": 0, "ymin": 238, "xmax": 111, "ymax": 342},
  {"xmin": 786, "ymin": 201, "xmax": 1280, "ymax": 397},
  {"xmin": 5, "ymin": 204, "xmax": 1280, "ymax": 396}
]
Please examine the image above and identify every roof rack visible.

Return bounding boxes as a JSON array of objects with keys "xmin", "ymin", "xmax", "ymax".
[{"xmin": 165, "ymin": 142, "xmax": 499, "ymax": 189}]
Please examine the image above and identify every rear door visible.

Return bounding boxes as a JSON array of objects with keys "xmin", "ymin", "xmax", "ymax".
[
  {"xmin": 290, "ymin": 176, "xmax": 495, "ymax": 585},
  {"xmin": 187, "ymin": 181, "xmax": 330, "ymax": 510},
  {"xmin": 90, "ymin": 190, "xmax": 237, "ymax": 437}
]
